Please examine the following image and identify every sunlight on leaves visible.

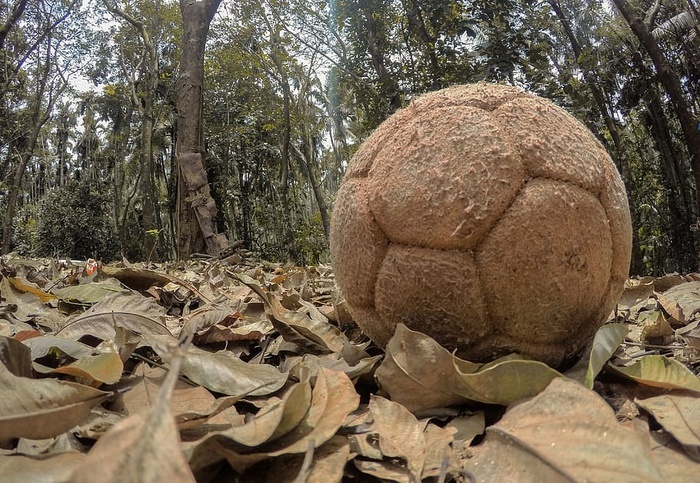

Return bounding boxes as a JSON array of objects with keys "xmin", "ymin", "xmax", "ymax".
[{"xmin": 607, "ymin": 355, "xmax": 700, "ymax": 392}]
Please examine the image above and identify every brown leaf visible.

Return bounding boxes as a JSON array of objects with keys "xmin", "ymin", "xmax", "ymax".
[
  {"xmin": 376, "ymin": 324, "xmax": 563, "ymax": 410},
  {"xmin": 186, "ymin": 367, "xmax": 359, "ymax": 474},
  {"xmin": 467, "ymin": 378, "xmax": 665, "ymax": 481},
  {"xmin": 68, "ymin": 339, "xmax": 195, "ymax": 482},
  {"xmin": 0, "ymin": 453, "xmax": 86, "ymax": 482},
  {"xmin": 0, "ymin": 362, "xmax": 110, "ymax": 441},
  {"xmin": 366, "ymin": 395, "xmax": 427, "ymax": 480},
  {"xmin": 144, "ymin": 334, "xmax": 288, "ymax": 397},
  {"xmin": 51, "ymin": 352, "xmax": 123, "ymax": 385},
  {"xmin": 636, "ymin": 391, "xmax": 700, "ymax": 454}
]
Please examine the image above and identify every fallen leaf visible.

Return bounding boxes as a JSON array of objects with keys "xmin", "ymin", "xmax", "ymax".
[
  {"xmin": 204, "ymin": 369, "xmax": 312, "ymax": 448},
  {"xmin": 260, "ymin": 435, "xmax": 350, "ymax": 483},
  {"xmin": 51, "ymin": 352, "xmax": 123, "ymax": 385},
  {"xmin": 236, "ymin": 273, "xmax": 356, "ymax": 357},
  {"xmin": 635, "ymin": 391, "xmax": 700, "ymax": 455},
  {"xmin": 638, "ymin": 309, "xmax": 674, "ymax": 343},
  {"xmin": 0, "ymin": 335, "xmax": 33, "ymax": 377},
  {"xmin": 607, "ymin": 355, "xmax": 700, "ymax": 392},
  {"xmin": 68, "ymin": 336, "xmax": 195, "ymax": 482},
  {"xmin": 8, "ymin": 277, "xmax": 57, "ymax": 303},
  {"xmin": 655, "ymin": 281, "xmax": 700, "ymax": 322},
  {"xmin": 20, "ymin": 335, "xmax": 94, "ymax": 362},
  {"xmin": 51, "ymin": 281, "xmax": 127, "ymax": 305},
  {"xmin": 57, "ymin": 309, "xmax": 171, "ymax": 342},
  {"xmin": 0, "ymin": 362, "xmax": 110, "ymax": 441},
  {"xmin": 0, "ymin": 453, "xmax": 85, "ymax": 483},
  {"xmin": 445, "ymin": 412, "xmax": 485, "ymax": 444},
  {"xmin": 422, "ymin": 422, "xmax": 457, "ymax": 479},
  {"xmin": 186, "ymin": 367, "xmax": 359, "ymax": 474},
  {"xmin": 376, "ymin": 324, "xmax": 563, "ymax": 409},
  {"xmin": 366, "ymin": 395, "xmax": 427, "ymax": 480},
  {"xmin": 565, "ymin": 323, "xmax": 629, "ymax": 388},
  {"xmin": 144, "ymin": 334, "xmax": 288, "ymax": 397},
  {"xmin": 467, "ymin": 378, "xmax": 665, "ymax": 481}
]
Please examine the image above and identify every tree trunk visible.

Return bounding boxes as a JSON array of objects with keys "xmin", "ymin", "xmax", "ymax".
[
  {"xmin": 176, "ymin": 0, "xmax": 226, "ymax": 259},
  {"xmin": 1, "ymin": 46, "xmax": 61, "ymax": 254},
  {"xmin": 549, "ymin": 0, "xmax": 643, "ymax": 274},
  {"xmin": 613, "ymin": 0, "xmax": 700, "ymax": 220}
]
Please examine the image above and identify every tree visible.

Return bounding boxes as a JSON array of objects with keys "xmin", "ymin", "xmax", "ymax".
[
  {"xmin": 1, "ymin": 0, "xmax": 80, "ymax": 255},
  {"xmin": 175, "ymin": 0, "xmax": 227, "ymax": 258},
  {"xmin": 612, "ymin": 0, "xmax": 700, "ymax": 218},
  {"xmin": 103, "ymin": 0, "xmax": 166, "ymax": 260}
]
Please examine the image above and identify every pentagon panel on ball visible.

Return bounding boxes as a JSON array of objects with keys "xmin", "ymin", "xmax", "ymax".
[{"xmin": 329, "ymin": 83, "xmax": 632, "ymax": 369}]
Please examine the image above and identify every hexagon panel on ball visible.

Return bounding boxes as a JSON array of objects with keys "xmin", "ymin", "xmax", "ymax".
[{"xmin": 329, "ymin": 82, "xmax": 632, "ymax": 369}]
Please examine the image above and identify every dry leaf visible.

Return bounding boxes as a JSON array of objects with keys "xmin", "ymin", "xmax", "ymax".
[
  {"xmin": 635, "ymin": 391, "xmax": 700, "ymax": 455},
  {"xmin": 51, "ymin": 352, "xmax": 123, "ymax": 385},
  {"xmin": 68, "ymin": 339, "xmax": 195, "ymax": 482},
  {"xmin": 0, "ymin": 362, "xmax": 110, "ymax": 441},
  {"xmin": 467, "ymin": 377, "xmax": 665, "ymax": 481},
  {"xmin": 607, "ymin": 355, "xmax": 700, "ymax": 392},
  {"xmin": 376, "ymin": 324, "xmax": 563, "ymax": 409},
  {"xmin": 0, "ymin": 453, "xmax": 85, "ymax": 483},
  {"xmin": 186, "ymin": 367, "xmax": 359, "ymax": 474},
  {"xmin": 366, "ymin": 395, "xmax": 427, "ymax": 480},
  {"xmin": 144, "ymin": 334, "xmax": 288, "ymax": 397}
]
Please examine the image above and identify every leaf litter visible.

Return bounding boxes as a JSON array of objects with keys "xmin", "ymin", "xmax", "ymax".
[{"xmin": 1, "ymin": 254, "xmax": 700, "ymax": 481}]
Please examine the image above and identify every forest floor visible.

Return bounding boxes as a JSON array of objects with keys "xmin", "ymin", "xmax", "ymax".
[{"xmin": 1, "ymin": 251, "xmax": 700, "ymax": 482}]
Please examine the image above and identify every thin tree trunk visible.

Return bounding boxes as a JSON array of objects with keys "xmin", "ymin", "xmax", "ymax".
[
  {"xmin": 1, "ymin": 48, "xmax": 61, "ymax": 254},
  {"xmin": 613, "ymin": 0, "xmax": 700, "ymax": 217},
  {"xmin": 549, "ymin": 0, "xmax": 644, "ymax": 274}
]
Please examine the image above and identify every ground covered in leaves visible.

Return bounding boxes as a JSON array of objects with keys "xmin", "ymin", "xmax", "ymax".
[{"xmin": 1, "ymin": 253, "xmax": 700, "ymax": 482}]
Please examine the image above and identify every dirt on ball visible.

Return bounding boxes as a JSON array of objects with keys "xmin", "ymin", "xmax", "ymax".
[{"xmin": 330, "ymin": 82, "xmax": 632, "ymax": 368}]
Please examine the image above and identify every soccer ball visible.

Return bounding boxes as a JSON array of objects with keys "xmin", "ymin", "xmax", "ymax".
[{"xmin": 330, "ymin": 83, "xmax": 632, "ymax": 368}]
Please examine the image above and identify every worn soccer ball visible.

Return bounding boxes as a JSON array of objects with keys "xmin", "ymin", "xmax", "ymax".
[{"xmin": 330, "ymin": 83, "xmax": 632, "ymax": 368}]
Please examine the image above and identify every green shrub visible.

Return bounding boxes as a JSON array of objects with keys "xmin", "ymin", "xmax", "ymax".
[{"xmin": 35, "ymin": 181, "xmax": 119, "ymax": 261}]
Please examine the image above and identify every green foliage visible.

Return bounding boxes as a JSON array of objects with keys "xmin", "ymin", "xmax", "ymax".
[
  {"xmin": 11, "ymin": 204, "xmax": 39, "ymax": 256},
  {"xmin": 34, "ymin": 181, "xmax": 119, "ymax": 261},
  {"xmin": 294, "ymin": 213, "xmax": 329, "ymax": 265}
]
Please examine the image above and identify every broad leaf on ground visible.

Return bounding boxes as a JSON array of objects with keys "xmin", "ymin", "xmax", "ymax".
[
  {"xmin": 67, "ymin": 339, "xmax": 195, "ymax": 483},
  {"xmin": 185, "ymin": 367, "xmax": 359, "ymax": 474},
  {"xmin": 0, "ymin": 362, "xmax": 111, "ymax": 441},
  {"xmin": 467, "ymin": 377, "xmax": 670, "ymax": 481},
  {"xmin": 607, "ymin": 355, "xmax": 700, "ymax": 392},
  {"xmin": 144, "ymin": 334, "xmax": 287, "ymax": 397},
  {"xmin": 635, "ymin": 390, "xmax": 700, "ymax": 459},
  {"xmin": 376, "ymin": 324, "xmax": 563, "ymax": 410}
]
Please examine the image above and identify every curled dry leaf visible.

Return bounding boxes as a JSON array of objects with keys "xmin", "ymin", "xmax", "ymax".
[
  {"xmin": 365, "ymin": 395, "xmax": 428, "ymax": 481},
  {"xmin": 607, "ymin": 355, "xmax": 700, "ymax": 393},
  {"xmin": 564, "ymin": 323, "xmax": 628, "ymax": 389},
  {"xmin": 51, "ymin": 352, "xmax": 123, "ymax": 385},
  {"xmin": 186, "ymin": 367, "xmax": 360, "ymax": 475},
  {"xmin": 261, "ymin": 435, "xmax": 350, "ymax": 483},
  {"xmin": 68, "ymin": 337, "xmax": 195, "ymax": 483},
  {"xmin": 235, "ymin": 273, "xmax": 357, "ymax": 357},
  {"xmin": 376, "ymin": 324, "xmax": 563, "ymax": 410},
  {"xmin": 0, "ymin": 362, "xmax": 111, "ymax": 441},
  {"xmin": 467, "ymin": 377, "xmax": 666, "ymax": 482}
]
